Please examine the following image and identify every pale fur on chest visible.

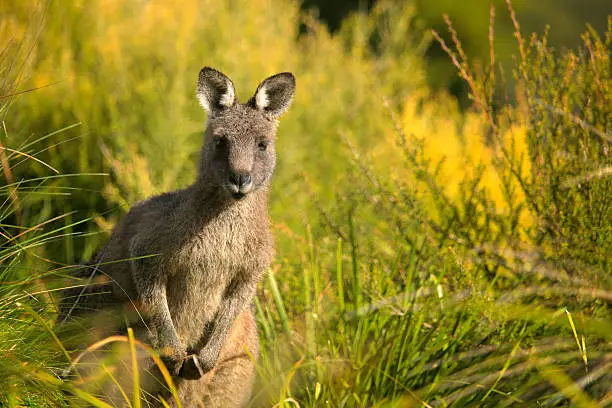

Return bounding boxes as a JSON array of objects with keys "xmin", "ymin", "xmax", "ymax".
[{"xmin": 165, "ymin": 206, "xmax": 271, "ymax": 347}]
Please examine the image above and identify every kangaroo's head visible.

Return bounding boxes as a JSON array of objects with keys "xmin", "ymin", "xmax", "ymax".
[{"xmin": 196, "ymin": 67, "xmax": 295, "ymax": 200}]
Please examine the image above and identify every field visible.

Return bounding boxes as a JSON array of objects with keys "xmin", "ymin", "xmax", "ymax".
[{"xmin": 1, "ymin": 0, "xmax": 611, "ymax": 406}]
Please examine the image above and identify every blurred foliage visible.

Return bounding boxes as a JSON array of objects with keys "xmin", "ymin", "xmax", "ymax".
[
  {"xmin": 0, "ymin": 0, "xmax": 611, "ymax": 406},
  {"xmin": 303, "ymin": 0, "xmax": 611, "ymax": 105},
  {"xmin": 418, "ymin": 0, "xmax": 611, "ymax": 102}
]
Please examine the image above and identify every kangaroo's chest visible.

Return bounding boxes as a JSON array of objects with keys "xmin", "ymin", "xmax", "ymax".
[
  {"xmin": 165, "ymin": 215, "xmax": 270, "ymax": 345},
  {"xmin": 171, "ymin": 215, "xmax": 264, "ymax": 279}
]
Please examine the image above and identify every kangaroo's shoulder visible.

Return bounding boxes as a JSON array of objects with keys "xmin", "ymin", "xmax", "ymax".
[
  {"xmin": 104, "ymin": 189, "xmax": 189, "ymax": 252},
  {"xmin": 121, "ymin": 188, "xmax": 196, "ymax": 232},
  {"xmin": 129, "ymin": 189, "xmax": 185, "ymax": 217}
]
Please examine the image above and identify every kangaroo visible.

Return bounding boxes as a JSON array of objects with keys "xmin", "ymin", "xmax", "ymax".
[{"xmin": 57, "ymin": 67, "xmax": 295, "ymax": 407}]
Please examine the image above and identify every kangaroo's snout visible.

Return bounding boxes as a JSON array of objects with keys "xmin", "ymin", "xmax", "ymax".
[
  {"xmin": 228, "ymin": 171, "xmax": 253, "ymax": 198},
  {"xmin": 229, "ymin": 172, "xmax": 252, "ymax": 188}
]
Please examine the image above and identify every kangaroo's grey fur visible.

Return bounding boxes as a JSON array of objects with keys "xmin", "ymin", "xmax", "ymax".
[{"xmin": 57, "ymin": 67, "xmax": 295, "ymax": 407}]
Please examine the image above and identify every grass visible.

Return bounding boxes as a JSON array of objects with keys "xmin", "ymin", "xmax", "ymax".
[{"xmin": 0, "ymin": 0, "xmax": 611, "ymax": 406}]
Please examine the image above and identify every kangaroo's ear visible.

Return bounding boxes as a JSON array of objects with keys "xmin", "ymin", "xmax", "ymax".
[
  {"xmin": 197, "ymin": 67, "xmax": 236, "ymax": 114},
  {"xmin": 250, "ymin": 72, "xmax": 295, "ymax": 118}
]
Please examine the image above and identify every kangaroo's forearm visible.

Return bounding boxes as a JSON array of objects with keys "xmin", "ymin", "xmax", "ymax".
[
  {"xmin": 200, "ymin": 280, "xmax": 255, "ymax": 364},
  {"xmin": 143, "ymin": 292, "xmax": 181, "ymax": 348},
  {"xmin": 129, "ymin": 240, "xmax": 181, "ymax": 349},
  {"xmin": 134, "ymin": 281, "xmax": 180, "ymax": 349}
]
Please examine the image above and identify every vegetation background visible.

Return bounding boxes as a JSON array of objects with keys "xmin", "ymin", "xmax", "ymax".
[{"xmin": 0, "ymin": 0, "xmax": 610, "ymax": 406}]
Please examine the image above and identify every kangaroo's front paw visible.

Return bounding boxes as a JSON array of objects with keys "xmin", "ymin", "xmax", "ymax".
[
  {"xmin": 160, "ymin": 355, "xmax": 184, "ymax": 376},
  {"xmin": 179, "ymin": 353, "xmax": 215, "ymax": 380},
  {"xmin": 159, "ymin": 345, "xmax": 186, "ymax": 376}
]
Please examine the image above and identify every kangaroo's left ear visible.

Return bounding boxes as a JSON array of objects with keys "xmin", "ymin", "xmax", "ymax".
[{"xmin": 250, "ymin": 73, "xmax": 295, "ymax": 119}]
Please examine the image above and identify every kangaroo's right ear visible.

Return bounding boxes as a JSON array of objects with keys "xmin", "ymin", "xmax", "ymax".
[
  {"xmin": 250, "ymin": 72, "xmax": 296, "ymax": 119},
  {"xmin": 197, "ymin": 67, "xmax": 236, "ymax": 114}
]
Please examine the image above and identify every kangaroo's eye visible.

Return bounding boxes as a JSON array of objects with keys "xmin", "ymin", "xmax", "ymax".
[{"xmin": 258, "ymin": 141, "xmax": 268, "ymax": 151}]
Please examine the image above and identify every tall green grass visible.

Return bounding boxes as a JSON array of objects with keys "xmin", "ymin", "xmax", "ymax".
[
  {"xmin": 0, "ymin": 0, "xmax": 610, "ymax": 406},
  {"xmin": 1, "ymin": 29, "xmax": 83, "ymax": 406}
]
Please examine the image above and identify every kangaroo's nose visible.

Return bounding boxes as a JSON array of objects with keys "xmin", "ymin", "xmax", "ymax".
[{"xmin": 229, "ymin": 172, "xmax": 252, "ymax": 189}]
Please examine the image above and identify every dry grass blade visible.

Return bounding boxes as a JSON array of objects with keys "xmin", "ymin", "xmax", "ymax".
[
  {"xmin": 565, "ymin": 309, "xmax": 588, "ymax": 371},
  {"xmin": 505, "ymin": 0, "xmax": 525, "ymax": 62},
  {"xmin": 128, "ymin": 328, "xmax": 141, "ymax": 408},
  {"xmin": 0, "ymin": 145, "xmax": 59, "ymax": 174}
]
